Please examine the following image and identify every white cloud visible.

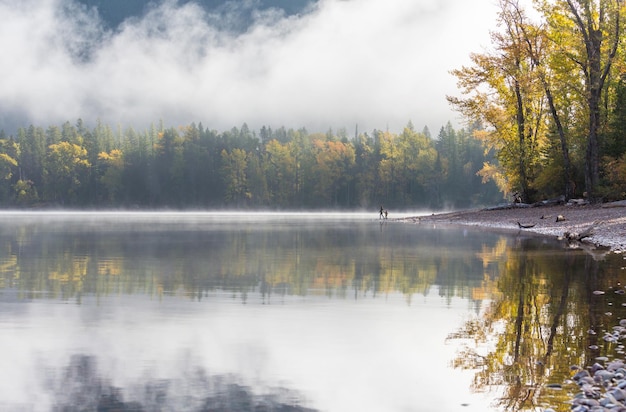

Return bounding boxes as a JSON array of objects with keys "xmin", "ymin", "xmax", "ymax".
[{"xmin": 0, "ymin": 0, "xmax": 500, "ymax": 134}]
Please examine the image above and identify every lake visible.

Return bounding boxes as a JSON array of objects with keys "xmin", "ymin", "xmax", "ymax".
[{"xmin": 0, "ymin": 211, "xmax": 624, "ymax": 412}]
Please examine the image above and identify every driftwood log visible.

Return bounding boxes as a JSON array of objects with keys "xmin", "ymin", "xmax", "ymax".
[
  {"xmin": 602, "ymin": 200, "xmax": 626, "ymax": 208},
  {"xmin": 564, "ymin": 221, "xmax": 598, "ymax": 243},
  {"xmin": 484, "ymin": 196, "xmax": 567, "ymax": 211}
]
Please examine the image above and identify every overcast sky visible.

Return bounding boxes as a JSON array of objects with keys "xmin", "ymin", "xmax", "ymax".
[{"xmin": 0, "ymin": 0, "xmax": 502, "ymax": 135}]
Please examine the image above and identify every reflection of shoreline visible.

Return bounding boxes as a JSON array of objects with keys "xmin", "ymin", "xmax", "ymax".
[
  {"xmin": 403, "ymin": 203, "xmax": 626, "ymax": 252},
  {"xmin": 0, "ymin": 216, "xmax": 515, "ymax": 302}
]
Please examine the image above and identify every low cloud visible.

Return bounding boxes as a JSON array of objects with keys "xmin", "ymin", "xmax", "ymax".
[{"xmin": 0, "ymin": 0, "xmax": 498, "ymax": 134}]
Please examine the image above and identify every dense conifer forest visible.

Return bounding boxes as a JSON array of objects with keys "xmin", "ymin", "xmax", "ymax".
[{"xmin": 0, "ymin": 120, "xmax": 501, "ymax": 210}]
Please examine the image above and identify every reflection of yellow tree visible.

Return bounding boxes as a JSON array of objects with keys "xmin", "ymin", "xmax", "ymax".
[
  {"xmin": 0, "ymin": 253, "xmax": 17, "ymax": 289},
  {"xmin": 476, "ymin": 238, "xmax": 509, "ymax": 268},
  {"xmin": 6, "ymin": 219, "xmax": 584, "ymax": 321},
  {"xmin": 378, "ymin": 247, "xmax": 438, "ymax": 303},
  {"xmin": 471, "ymin": 272, "xmax": 501, "ymax": 302},
  {"xmin": 48, "ymin": 256, "xmax": 89, "ymax": 299},
  {"xmin": 313, "ymin": 258, "xmax": 355, "ymax": 297},
  {"xmin": 448, "ymin": 243, "xmax": 626, "ymax": 411}
]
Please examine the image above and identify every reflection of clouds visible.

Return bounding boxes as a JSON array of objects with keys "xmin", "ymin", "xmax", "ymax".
[
  {"xmin": 0, "ymin": 292, "xmax": 494, "ymax": 411},
  {"xmin": 46, "ymin": 354, "xmax": 316, "ymax": 411}
]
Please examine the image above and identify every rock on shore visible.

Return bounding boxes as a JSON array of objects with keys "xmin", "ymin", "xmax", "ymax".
[{"xmin": 556, "ymin": 320, "xmax": 626, "ymax": 412}]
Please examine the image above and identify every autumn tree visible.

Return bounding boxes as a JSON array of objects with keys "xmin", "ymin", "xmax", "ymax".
[
  {"xmin": 510, "ymin": 1, "xmax": 576, "ymax": 199},
  {"xmin": 449, "ymin": 0, "xmax": 548, "ymax": 203},
  {"xmin": 44, "ymin": 141, "xmax": 91, "ymax": 205},
  {"xmin": 0, "ymin": 139, "xmax": 18, "ymax": 203},
  {"xmin": 13, "ymin": 179, "xmax": 39, "ymax": 206},
  {"xmin": 537, "ymin": 0, "xmax": 623, "ymax": 198},
  {"xmin": 310, "ymin": 135, "xmax": 356, "ymax": 206}
]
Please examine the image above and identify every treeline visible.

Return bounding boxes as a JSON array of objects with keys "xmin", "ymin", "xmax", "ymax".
[{"xmin": 0, "ymin": 119, "xmax": 501, "ymax": 209}]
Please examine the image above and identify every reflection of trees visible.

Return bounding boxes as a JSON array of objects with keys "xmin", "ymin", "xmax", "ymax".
[
  {"xmin": 0, "ymin": 221, "xmax": 515, "ymax": 305},
  {"xmin": 7, "ymin": 219, "xmax": 626, "ymax": 410},
  {"xmin": 448, "ymin": 239, "xmax": 626, "ymax": 411}
]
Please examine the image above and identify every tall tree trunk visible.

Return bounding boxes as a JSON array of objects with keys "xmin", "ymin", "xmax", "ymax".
[
  {"xmin": 585, "ymin": 27, "xmax": 603, "ymax": 196},
  {"xmin": 514, "ymin": 79, "xmax": 530, "ymax": 202},
  {"xmin": 565, "ymin": 0, "xmax": 621, "ymax": 198},
  {"xmin": 545, "ymin": 87, "xmax": 574, "ymax": 199},
  {"xmin": 510, "ymin": 0, "xmax": 575, "ymax": 199}
]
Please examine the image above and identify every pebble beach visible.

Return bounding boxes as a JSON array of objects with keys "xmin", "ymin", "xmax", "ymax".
[{"xmin": 402, "ymin": 200, "xmax": 626, "ymax": 253}]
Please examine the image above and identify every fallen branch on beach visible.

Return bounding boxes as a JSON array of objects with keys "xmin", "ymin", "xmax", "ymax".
[{"xmin": 564, "ymin": 221, "xmax": 599, "ymax": 243}]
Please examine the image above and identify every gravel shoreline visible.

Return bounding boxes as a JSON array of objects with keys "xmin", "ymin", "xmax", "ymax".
[{"xmin": 400, "ymin": 201, "xmax": 626, "ymax": 253}]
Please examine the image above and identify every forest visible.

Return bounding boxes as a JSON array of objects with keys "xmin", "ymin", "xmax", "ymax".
[
  {"xmin": 2, "ymin": 0, "xmax": 626, "ymax": 210},
  {"xmin": 0, "ymin": 120, "xmax": 501, "ymax": 209}
]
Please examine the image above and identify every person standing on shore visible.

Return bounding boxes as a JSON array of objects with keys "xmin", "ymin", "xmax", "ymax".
[{"xmin": 379, "ymin": 206, "xmax": 384, "ymax": 219}]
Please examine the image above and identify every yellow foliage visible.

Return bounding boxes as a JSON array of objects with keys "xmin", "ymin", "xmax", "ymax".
[
  {"xmin": 48, "ymin": 142, "xmax": 91, "ymax": 170},
  {"xmin": 477, "ymin": 162, "xmax": 509, "ymax": 194},
  {"xmin": 98, "ymin": 149, "xmax": 123, "ymax": 165},
  {"xmin": 476, "ymin": 238, "xmax": 510, "ymax": 269},
  {"xmin": 0, "ymin": 152, "xmax": 17, "ymax": 181}
]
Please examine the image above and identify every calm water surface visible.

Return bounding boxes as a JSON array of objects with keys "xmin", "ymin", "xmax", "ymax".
[{"xmin": 0, "ymin": 211, "xmax": 625, "ymax": 412}]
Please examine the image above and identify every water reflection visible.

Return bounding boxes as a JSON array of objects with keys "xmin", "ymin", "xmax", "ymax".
[
  {"xmin": 50, "ymin": 354, "xmax": 314, "ymax": 411},
  {"xmin": 0, "ymin": 212, "xmax": 623, "ymax": 411},
  {"xmin": 0, "ymin": 211, "xmax": 507, "ymax": 303},
  {"xmin": 447, "ymin": 237, "xmax": 626, "ymax": 411}
]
